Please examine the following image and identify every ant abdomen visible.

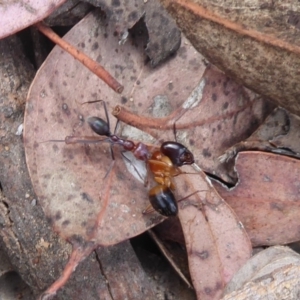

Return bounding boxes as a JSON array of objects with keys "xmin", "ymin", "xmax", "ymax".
[{"xmin": 149, "ymin": 185, "xmax": 178, "ymax": 216}]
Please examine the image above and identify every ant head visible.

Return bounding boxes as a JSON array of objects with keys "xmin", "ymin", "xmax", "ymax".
[
  {"xmin": 87, "ymin": 116, "xmax": 110, "ymax": 137},
  {"xmin": 178, "ymin": 149, "xmax": 194, "ymax": 166},
  {"xmin": 160, "ymin": 141, "xmax": 194, "ymax": 167}
]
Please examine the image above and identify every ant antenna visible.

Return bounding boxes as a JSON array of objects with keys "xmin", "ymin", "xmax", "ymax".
[
  {"xmin": 173, "ymin": 122, "xmax": 178, "ymax": 143},
  {"xmin": 172, "ymin": 112, "xmax": 186, "ymax": 143},
  {"xmin": 172, "ymin": 103, "xmax": 194, "ymax": 143}
]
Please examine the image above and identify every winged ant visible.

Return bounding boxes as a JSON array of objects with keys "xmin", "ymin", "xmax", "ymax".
[{"xmin": 53, "ymin": 100, "xmax": 196, "ymax": 216}]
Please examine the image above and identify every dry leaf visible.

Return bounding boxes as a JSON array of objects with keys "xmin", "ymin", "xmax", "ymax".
[
  {"xmin": 175, "ymin": 66, "xmax": 273, "ymax": 183},
  {"xmin": 160, "ymin": 0, "xmax": 300, "ymax": 115},
  {"xmin": 214, "ymin": 151, "xmax": 300, "ymax": 246},
  {"xmin": 220, "ymin": 107, "xmax": 300, "ymax": 163},
  {"xmin": 174, "ymin": 166, "xmax": 251, "ymax": 300}
]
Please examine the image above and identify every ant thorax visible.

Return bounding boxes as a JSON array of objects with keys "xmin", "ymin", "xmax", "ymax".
[{"xmin": 132, "ymin": 142, "xmax": 151, "ymax": 162}]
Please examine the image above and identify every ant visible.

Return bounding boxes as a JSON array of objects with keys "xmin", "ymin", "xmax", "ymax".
[{"xmin": 59, "ymin": 100, "xmax": 195, "ymax": 217}]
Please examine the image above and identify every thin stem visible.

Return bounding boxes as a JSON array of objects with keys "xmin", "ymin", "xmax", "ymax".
[
  {"xmin": 39, "ymin": 244, "xmax": 95, "ymax": 300},
  {"xmin": 173, "ymin": 0, "xmax": 300, "ymax": 55},
  {"xmin": 112, "ymin": 103, "xmax": 253, "ymax": 131},
  {"xmin": 35, "ymin": 22, "xmax": 124, "ymax": 93}
]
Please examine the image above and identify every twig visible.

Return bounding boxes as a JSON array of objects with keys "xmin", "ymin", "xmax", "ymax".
[
  {"xmin": 112, "ymin": 105, "xmax": 183, "ymax": 130},
  {"xmin": 173, "ymin": 0, "xmax": 300, "ymax": 55},
  {"xmin": 112, "ymin": 103, "xmax": 252, "ymax": 131},
  {"xmin": 35, "ymin": 22, "xmax": 124, "ymax": 93},
  {"xmin": 39, "ymin": 244, "xmax": 95, "ymax": 300}
]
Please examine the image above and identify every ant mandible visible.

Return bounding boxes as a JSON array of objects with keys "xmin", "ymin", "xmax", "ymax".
[{"xmin": 63, "ymin": 100, "xmax": 195, "ymax": 217}]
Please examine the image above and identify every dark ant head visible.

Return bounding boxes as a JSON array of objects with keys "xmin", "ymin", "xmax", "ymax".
[
  {"xmin": 87, "ymin": 116, "xmax": 111, "ymax": 137},
  {"xmin": 178, "ymin": 149, "xmax": 194, "ymax": 166},
  {"xmin": 160, "ymin": 141, "xmax": 194, "ymax": 167}
]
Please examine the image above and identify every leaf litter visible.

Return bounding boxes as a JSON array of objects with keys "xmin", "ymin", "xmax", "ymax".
[
  {"xmin": 160, "ymin": 0, "xmax": 300, "ymax": 116},
  {"xmin": 174, "ymin": 167, "xmax": 251, "ymax": 300},
  {"xmin": 214, "ymin": 107, "xmax": 300, "ymax": 247},
  {"xmin": 23, "ymin": 8, "xmax": 274, "ymax": 299},
  {"xmin": 214, "ymin": 151, "xmax": 300, "ymax": 247}
]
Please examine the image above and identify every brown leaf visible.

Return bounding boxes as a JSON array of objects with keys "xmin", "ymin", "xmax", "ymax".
[
  {"xmin": 176, "ymin": 67, "xmax": 273, "ymax": 183},
  {"xmin": 0, "ymin": 0, "xmax": 65, "ymax": 39},
  {"xmin": 160, "ymin": 0, "xmax": 300, "ymax": 116},
  {"xmin": 262, "ymin": 108, "xmax": 300, "ymax": 154},
  {"xmin": 174, "ymin": 166, "xmax": 252, "ymax": 300},
  {"xmin": 0, "ymin": 34, "xmax": 118, "ymax": 299},
  {"xmin": 219, "ymin": 107, "xmax": 300, "ymax": 163},
  {"xmin": 214, "ymin": 151, "xmax": 300, "ymax": 246}
]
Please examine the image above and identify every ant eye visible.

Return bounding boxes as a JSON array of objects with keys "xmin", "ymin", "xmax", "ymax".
[
  {"xmin": 87, "ymin": 117, "xmax": 110, "ymax": 137},
  {"xmin": 161, "ymin": 141, "xmax": 194, "ymax": 167},
  {"xmin": 180, "ymin": 152, "xmax": 194, "ymax": 165}
]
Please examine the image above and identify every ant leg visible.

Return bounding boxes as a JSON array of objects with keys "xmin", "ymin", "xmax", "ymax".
[
  {"xmin": 44, "ymin": 136, "xmax": 109, "ymax": 144},
  {"xmin": 103, "ymin": 159, "xmax": 116, "ymax": 179},
  {"xmin": 172, "ymin": 111, "xmax": 186, "ymax": 143},
  {"xmin": 65, "ymin": 136, "xmax": 109, "ymax": 144},
  {"xmin": 81, "ymin": 100, "xmax": 103, "ymax": 104},
  {"xmin": 172, "ymin": 108, "xmax": 191, "ymax": 142},
  {"xmin": 177, "ymin": 190, "xmax": 207, "ymax": 211},
  {"xmin": 102, "ymin": 101, "xmax": 110, "ymax": 132},
  {"xmin": 113, "ymin": 119, "xmax": 120, "ymax": 135},
  {"xmin": 142, "ymin": 204, "xmax": 156, "ymax": 215},
  {"xmin": 143, "ymin": 190, "xmax": 207, "ymax": 216},
  {"xmin": 103, "ymin": 144, "xmax": 115, "ymax": 179},
  {"xmin": 110, "ymin": 144, "xmax": 115, "ymax": 161},
  {"xmin": 177, "ymin": 190, "xmax": 203, "ymax": 203}
]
